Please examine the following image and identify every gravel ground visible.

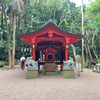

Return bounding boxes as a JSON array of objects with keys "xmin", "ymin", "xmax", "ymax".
[{"xmin": 0, "ymin": 67, "xmax": 100, "ymax": 100}]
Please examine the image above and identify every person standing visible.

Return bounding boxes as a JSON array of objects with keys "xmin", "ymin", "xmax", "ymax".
[{"xmin": 20, "ymin": 55, "xmax": 26, "ymax": 70}]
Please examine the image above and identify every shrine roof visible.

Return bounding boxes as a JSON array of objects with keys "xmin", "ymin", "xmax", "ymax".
[
  {"xmin": 44, "ymin": 19, "xmax": 57, "ymax": 26},
  {"xmin": 19, "ymin": 19, "xmax": 84, "ymax": 38}
]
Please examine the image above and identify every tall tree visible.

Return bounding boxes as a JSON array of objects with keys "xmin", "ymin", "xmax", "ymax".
[
  {"xmin": 0, "ymin": 0, "xmax": 12, "ymax": 68},
  {"xmin": 81, "ymin": 0, "xmax": 85, "ymax": 68},
  {"xmin": 11, "ymin": 0, "xmax": 24, "ymax": 67},
  {"xmin": 85, "ymin": 0, "xmax": 100, "ymax": 62}
]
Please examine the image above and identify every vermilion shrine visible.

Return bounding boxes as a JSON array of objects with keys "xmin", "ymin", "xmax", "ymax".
[{"xmin": 19, "ymin": 20, "xmax": 83, "ymax": 71}]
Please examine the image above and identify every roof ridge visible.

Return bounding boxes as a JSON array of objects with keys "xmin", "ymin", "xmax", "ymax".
[{"xmin": 44, "ymin": 19, "xmax": 57, "ymax": 26}]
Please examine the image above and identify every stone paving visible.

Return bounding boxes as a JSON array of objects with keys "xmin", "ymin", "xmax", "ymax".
[{"xmin": 0, "ymin": 68, "xmax": 100, "ymax": 100}]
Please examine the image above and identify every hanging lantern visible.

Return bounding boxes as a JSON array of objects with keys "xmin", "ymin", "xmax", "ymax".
[
  {"xmin": 66, "ymin": 45, "xmax": 68, "ymax": 48},
  {"xmin": 32, "ymin": 44, "xmax": 35, "ymax": 48}
]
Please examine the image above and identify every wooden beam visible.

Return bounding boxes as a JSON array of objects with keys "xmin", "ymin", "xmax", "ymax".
[{"xmin": 36, "ymin": 37, "xmax": 65, "ymax": 43}]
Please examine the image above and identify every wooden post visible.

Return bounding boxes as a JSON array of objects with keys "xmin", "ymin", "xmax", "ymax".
[
  {"xmin": 32, "ymin": 44, "xmax": 35, "ymax": 60},
  {"xmin": 65, "ymin": 38, "xmax": 70, "ymax": 61},
  {"xmin": 65, "ymin": 44, "xmax": 68, "ymax": 61},
  {"xmin": 30, "ymin": 38, "xmax": 36, "ymax": 60}
]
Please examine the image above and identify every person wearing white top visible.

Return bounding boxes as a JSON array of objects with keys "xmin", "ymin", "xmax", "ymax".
[{"xmin": 20, "ymin": 55, "xmax": 26, "ymax": 70}]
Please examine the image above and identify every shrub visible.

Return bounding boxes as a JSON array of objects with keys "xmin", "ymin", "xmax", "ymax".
[{"xmin": 0, "ymin": 61, "xmax": 5, "ymax": 67}]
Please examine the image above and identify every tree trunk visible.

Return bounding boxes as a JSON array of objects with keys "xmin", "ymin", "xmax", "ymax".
[
  {"xmin": 87, "ymin": 44, "xmax": 93, "ymax": 61},
  {"xmin": 2, "ymin": 3, "xmax": 12, "ymax": 68},
  {"xmin": 1, "ymin": 3, "xmax": 4, "ymax": 41},
  {"xmin": 81, "ymin": 0, "xmax": 85, "ymax": 69},
  {"xmin": 1, "ymin": 3, "xmax": 4, "ymax": 27},
  {"xmin": 6, "ymin": 22, "xmax": 11, "ymax": 68},
  {"xmin": 7, "ymin": 34, "xmax": 11, "ymax": 68},
  {"xmin": 85, "ymin": 30, "xmax": 93, "ymax": 61},
  {"xmin": 84, "ymin": 42, "xmax": 88, "ymax": 60},
  {"xmin": 70, "ymin": 44, "xmax": 76, "ymax": 59},
  {"xmin": 11, "ymin": 11, "xmax": 16, "ymax": 67},
  {"xmin": 92, "ymin": 48, "xmax": 98, "ymax": 60},
  {"xmin": 91, "ymin": 33, "xmax": 98, "ymax": 60}
]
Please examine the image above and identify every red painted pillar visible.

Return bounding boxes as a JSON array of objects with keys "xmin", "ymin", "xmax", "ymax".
[
  {"xmin": 30, "ymin": 38, "xmax": 36, "ymax": 60},
  {"xmin": 65, "ymin": 44, "xmax": 68, "ymax": 61},
  {"xmin": 65, "ymin": 37, "xmax": 70, "ymax": 61},
  {"xmin": 31, "ymin": 44, "xmax": 35, "ymax": 60}
]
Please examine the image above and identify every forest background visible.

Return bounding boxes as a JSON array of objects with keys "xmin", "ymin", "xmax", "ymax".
[{"xmin": 0, "ymin": 0, "xmax": 100, "ymax": 68}]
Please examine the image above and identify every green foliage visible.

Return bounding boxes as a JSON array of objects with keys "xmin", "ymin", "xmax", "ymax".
[
  {"xmin": 97, "ymin": 59, "xmax": 100, "ymax": 63},
  {"xmin": 0, "ymin": 0, "xmax": 99, "ymax": 63},
  {"xmin": 85, "ymin": 59, "xmax": 91, "ymax": 68},
  {"xmin": 0, "ymin": 32, "xmax": 3, "ymax": 35},
  {"xmin": 75, "ymin": 47, "xmax": 82, "ymax": 55},
  {"xmin": 85, "ymin": 0, "xmax": 100, "ymax": 60},
  {"xmin": 0, "ymin": 61, "xmax": 5, "ymax": 67},
  {"xmin": 0, "ymin": 40, "xmax": 6, "ymax": 48}
]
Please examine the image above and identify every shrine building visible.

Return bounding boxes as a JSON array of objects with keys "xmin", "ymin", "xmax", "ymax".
[{"xmin": 19, "ymin": 20, "xmax": 84, "ymax": 70}]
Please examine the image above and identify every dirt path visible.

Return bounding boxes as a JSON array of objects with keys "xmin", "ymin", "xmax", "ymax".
[{"xmin": 0, "ymin": 68, "xmax": 100, "ymax": 100}]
